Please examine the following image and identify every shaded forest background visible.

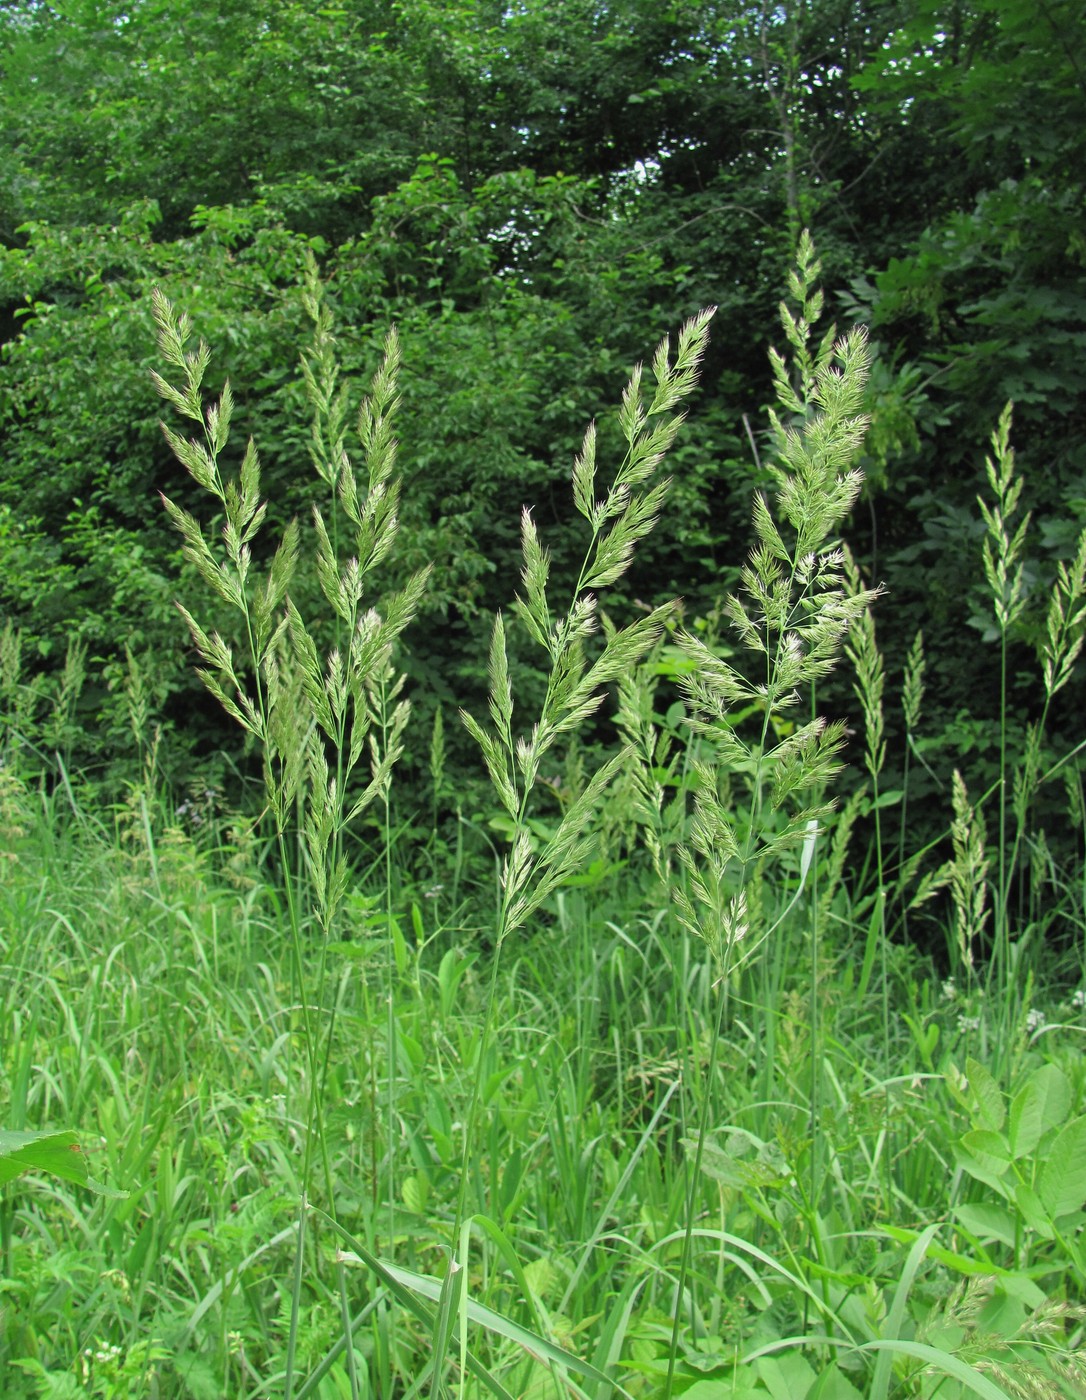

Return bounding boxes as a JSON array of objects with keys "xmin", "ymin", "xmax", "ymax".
[{"xmin": 2, "ymin": 0, "xmax": 1084, "ymax": 857}]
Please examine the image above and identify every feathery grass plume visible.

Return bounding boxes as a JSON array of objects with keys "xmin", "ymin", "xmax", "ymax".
[
  {"xmin": 896, "ymin": 628, "xmax": 933, "ymax": 930},
  {"xmin": 288, "ymin": 264, "xmax": 429, "ymax": 1400},
  {"xmin": 663, "ymin": 232, "xmax": 876, "ymax": 1394},
  {"xmin": 156, "ymin": 267, "xmax": 426, "ymax": 1400},
  {"xmin": 816, "ymin": 783, "xmax": 867, "ymax": 925},
  {"xmin": 429, "ymin": 704, "xmax": 446, "ymax": 813},
  {"xmin": 613, "ymin": 644, "xmax": 686, "ymax": 885},
  {"xmin": 0, "ymin": 623, "xmax": 33, "ymax": 841},
  {"xmin": 1040, "ymin": 526, "xmax": 1086, "ymax": 703},
  {"xmin": 979, "ymin": 405, "xmax": 1030, "ymax": 636},
  {"xmin": 947, "ymin": 769, "xmax": 988, "ymax": 983},
  {"xmin": 0, "ymin": 621, "xmax": 45, "ymax": 765},
  {"xmin": 461, "ymin": 305, "xmax": 714, "ymax": 948},
  {"xmin": 672, "ymin": 233, "xmax": 876, "ymax": 977},
  {"xmin": 843, "ymin": 545, "xmax": 889, "ymax": 1008},
  {"xmin": 42, "ymin": 635, "xmax": 87, "ymax": 763},
  {"xmin": 843, "ymin": 544, "xmax": 896, "ymax": 1194},
  {"xmin": 903, "ymin": 628, "xmax": 927, "ymax": 736},
  {"xmin": 975, "ymin": 406, "xmax": 1086, "ymax": 1055},
  {"xmin": 844, "ymin": 547, "xmax": 885, "ymax": 786},
  {"xmin": 1011, "ymin": 521, "xmax": 1086, "ymax": 853},
  {"xmin": 0, "ymin": 621, "xmax": 26, "ymax": 748},
  {"xmin": 977, "ymin": 404, "xmax": 1028, "ymax": 1025},
  {"xmin": 447, "ymin": 307, "xmax": 713, "ymax": 1388},
  {"xmin": 920, "ymin": 1277, "xmax": 1086, "ymax": 1400}
]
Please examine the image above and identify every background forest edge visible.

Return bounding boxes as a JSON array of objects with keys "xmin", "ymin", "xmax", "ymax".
[{"xmin": 1, "ymin": 0, "xmax": 1084, "ymax": 880}]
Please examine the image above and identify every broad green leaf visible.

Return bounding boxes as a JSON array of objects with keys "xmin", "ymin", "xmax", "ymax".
[
  {"xmin": 1008, "ymin": 1063, "xmax": 1069, "ymax": 1158},
  {"xmin": 692, "ymin": 1132, "xmax": 791, "ymax": 1190},
  {"xmin": 1013, "ymin": 1182, "xmax": 1054, "ymax": 1240},
  {"xmin": 1007, "ymin": 1080, "xmax": 1045, "ymax": 1160},
  {"xmin": 808, "ymin": 1363, "xmax": 864, "ymax": 1400},
  {"xmin": 998, "ymin": 1272, "xmax": 1047, "ymax": 1310},
  {"xmin": 1029, "ymin": 1062, "xmax": 1071, "ymax": 1135},
  {"xmin": 0, "ymin": 1128, "xmax": 124, "ymax": 1196},
  {"xmin": 402, "ymin": 1173, "xmax": 429, "ymax": 1215},
  {"xmin": 757, "ymin": 1352, "xmax": 818, "ymax": 1400},
  {"xmin": 965, "ymin": 1057, "xmax": 1005, "ymax": 1132},
  {"xmin": 953, "ymin": 1202, "xmax": 1016, "ymax": 1248},
  {"xmin": 958, "ymin": 1128, "xmax": 1012, "ymax": 1180},
  {"xmin": 683, "ymin": 1381, "xmax": 761, "ymax": 1400},
  {"xmin": 1038, "ymin": 1115, "xmax": 1086, "ymax": 1219}
]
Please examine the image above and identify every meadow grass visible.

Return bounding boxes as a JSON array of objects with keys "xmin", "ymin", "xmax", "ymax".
[{"xmin": 2, "ymin": 237, "xmax": 1086, "ymax": 1399}]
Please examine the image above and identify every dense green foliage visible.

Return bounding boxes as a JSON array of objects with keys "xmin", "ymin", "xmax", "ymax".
[
  {"xmin": 3, "ymin": 0, "xmax": 1083, "ymax": 835},
  {"xmin": 2, "ymin": 3, "xmax": 1086, "ymax": 1397}
]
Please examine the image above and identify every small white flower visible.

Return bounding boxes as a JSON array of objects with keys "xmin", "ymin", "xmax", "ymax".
[
  {"xmin": 957, "ymin": 1014, "xmax": 981, "ymax": 1033},
  {"xmin": 942, "ymin": 978, "xmax": 957, "ymax": 1002},
  {"xmin": 1072, "ymin": 987, "xmax": 1086, "ymax": 1010},
  {"xmin": 1025, "ymin": 1008, "xmax": 1046, "ymax": 1032}
]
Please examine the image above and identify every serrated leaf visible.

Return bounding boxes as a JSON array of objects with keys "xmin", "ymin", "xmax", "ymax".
[
  {"xmin": 958, "ymin": 1128, "xmax": 1012, "ymax": 1181},
  {"xmin": 0, "ymin": 1128, "xmax": 125, "ymax": 1196},
  {"xmin": 965, "ymin": 1056, "xmax": 1006, "ymax": 1132},
  {"xmin": 1038, "ymin": 1115, "xmax": 1086, "ymax": 1219}
]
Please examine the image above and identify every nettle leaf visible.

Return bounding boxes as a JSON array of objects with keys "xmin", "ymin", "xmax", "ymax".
[{"xmin": 0, "ymin": 1128, "xmax": 125, "ymax": 1196}]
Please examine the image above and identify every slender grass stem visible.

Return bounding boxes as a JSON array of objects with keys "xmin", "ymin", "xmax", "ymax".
[{"xmin": 664, "ymin": 985, "xmax": 728, "ymax": 1397}]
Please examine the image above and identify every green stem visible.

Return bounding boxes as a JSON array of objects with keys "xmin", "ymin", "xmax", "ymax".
[{"xmin": 665, "ymin": 984, "xmax": 729, "ymax": 1398}]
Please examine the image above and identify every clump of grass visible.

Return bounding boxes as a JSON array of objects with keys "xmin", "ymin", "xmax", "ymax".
[
  {"xmin": 438, "ymin": 303, "xmax": 715, "ymax": 1382},
  {"xmin": 153, "ymin": 257, "xmax": 428, "ymax": 1397},
  {"xmin": 9, "ymin": 233, "xmax": 1086, "ymax": 1400},
  {"xmin": 935, "ymin": 404, "xmax": 1086, "ymax": 1069},
  {"xmin": 660, "ymin": 231, "xmax": 877, "ymax": 1390}
]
